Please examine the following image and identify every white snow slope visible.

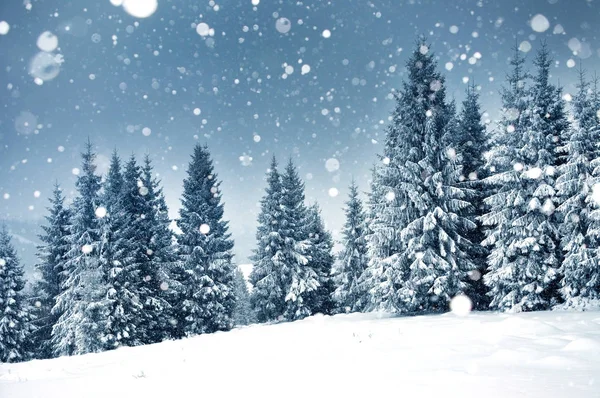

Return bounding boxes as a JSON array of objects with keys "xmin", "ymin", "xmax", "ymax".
[{"xmin": 1, "ymin": 311, "xmax": 599, "ymax": 398}]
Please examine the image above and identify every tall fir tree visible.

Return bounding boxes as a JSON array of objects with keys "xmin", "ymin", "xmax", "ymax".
[
  {"xmin": 278, "ymin": 159, "xmax": 319, "ymax": 321},
  {"xmin": 52, "ymin": 141, "xmax": 110, "ymax": 356},
  {"xmin": 305, "ymin": 203, "xmax": 335, "ymax": 315},
  {"xmin": 558, "ymin": 68, "xmax": 600, "ymax": 304},
  {"xmin": 249, "ymin": 157, "xmax": 287, "ymax": 322},
  {"xmin": 102, "ymin": 155, "xmax": 147, "ymax": 348},
  {"xmin": 482, "ymin": 44, "xmax": 564, "ymax": 312},
  {"xmin": 523, "ymin": 43, "xmax": 566, "ymax": 304},
  {"xmin": 137, "ymin": 155, "xmax": 177, "ymax": 342},
  {"xmin": 232, "ymin": 266, "xmax": 254, "ymax": 326},
  {"xmin": 455, "ymin": 84, "xmax": 490, "ymax": 309},
  {"xmin": 362, "ymin": 41, "xmax": 476, "ymax": 313},
  {"xmin": 333, "ymin": 180, "xmax": 369, "ymax": 313},
  {"xmin": 175, "ymin": 144, "xmax": 236, "ymax": 336},
  {"xmin": 98, "ymin": 151, "xmax": 139, "ymax": 350},
  {"xmin": 0, "ymin": 226, "xmax": 31, "ymax": 363},
  {"xmin": 33, "ymin": 183, "xmax": 71, "ymax": 359},
  {"xmin": 481, "ymin": 45, "xmax": 530, "ymax": 311}
]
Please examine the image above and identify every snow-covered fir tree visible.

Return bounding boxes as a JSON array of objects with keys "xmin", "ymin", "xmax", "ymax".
[
  {"xmin": 455, "ymin": 84, "xmax": 490, "ymax": 309},
  {"xmin": 362, "ymin": 41, "xmax": 476, "ymax": 314},
  {"xmin": 0, "ymin": 226, "xmax": 31, "ymax": 363},
  {"xmin": 305, "ymin": 203, "xmax": 335, "ymax": 315},
  {"xmin": 175, "ymin": 144, "xmax": 236, "ymax": 336},
  {"xmin": 232, "ymin": 266, "xmax": 254, "ymax": 326},
  {"xmin": 249, "ymin": 157, "xmax": 286, "ymax": 323},
  {"xmin": 98, "ymin": 151, "xmax": 139, "ymax": 349},
  {"xmin": 358, "ymin": 99, "xmax": 414, "ymax": 313},
  {"xmin": 557, "ymin": 68, "xmax": 600, "ymax": 304},
  {"xmin": 52, "ymin": 141, "xmax": 110, "ymax": 356},
  {"xmin": 33, "ymin": 183, "xmax": 71, "ymax": 359},
  {"xmin": 482, "ymin": 45, "xmax": 565, "ymax": 312},
  {"xmin": 136, "ymin": 155, "xmax": 177, "ymax": 342},
  {"xmin": 278, "ymin": 159, "xmax": 319, "ymax": 321},
  {"xmin": 101, "ymin": 155, "xmax": 146, "ymax": 348},
  {"xmin": 332, "ymin": 180, "xmax": 369, "ymax": 313}
]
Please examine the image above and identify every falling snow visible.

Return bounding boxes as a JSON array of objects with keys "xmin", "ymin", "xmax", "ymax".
[
  {"xmin": 275, "ymin": 17, "xmax": 291, "ymax": 34},
  {"xmin": 121, "ymin": 0, "xmax": 158, "ymax": 19},
  {"xmin": 199, "ymin": 223, "xmax": 210, "ymax": 234},
  {"xmin": 530, "ymin": 14, "xmax": 550, "ymax": 33},
  {"xmin": 325, "ymin": 158, "xmax": 340, "ymax": 172},
  {"xmin": 0, "ymin": 21, "xmax": 10, "ymax": 35}
]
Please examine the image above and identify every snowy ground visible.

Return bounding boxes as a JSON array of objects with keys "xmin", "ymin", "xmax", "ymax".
[{"xmin": 1, "ymin": 311, "xmax": 599, "ymax": 398}]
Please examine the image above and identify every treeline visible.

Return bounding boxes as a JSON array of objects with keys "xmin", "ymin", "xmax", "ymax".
[
  {"xmin": 0, "ymin": 144, "xmax": 252, "ymax": 362},
  {"xmin": 2, "ymin": 39, "xmax": 600, "ymax": 363},
  {"xmin": 249, "ymin": 40, "xmax": 600, "ymax": 320}
]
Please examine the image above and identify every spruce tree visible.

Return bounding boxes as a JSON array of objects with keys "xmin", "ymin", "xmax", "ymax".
[
  {"xmin": 306, "ymin": 203, "xmax": 335, "ymax": 315},
  {"xmin": 134, "ymin": 155, "xmax": 176, "ymax": 343},
  {"xmin": 278, "ymin": 159, "xmax": 319, "ymax": 321},
  {"xmin": 558, "ymin": 69, "xmax": 600, "ymax": 304},
  {"xmin": 0, "ymin": 226, "xmax": 30, "ymax": 363},
  {"xmin": 454, "ymin": 84, "xmax": 488, "ymax": 182},
  {"xmin": 333, "ymin": 180, "xmax": 369, "ymax": 313},
  {"xmin": 456, "ymin": 84, "xmax": 490, "ymax": 309},
  {"xmin": 102, "ymin": 155, "xmax": 145, "ymax": 348},
  {"xmin": 481, "ymin": 45, "xmax": 530, "ymax": 312},
  {"xmin": 232, "ymin": 266, "xmax": 254, "ymax": 326},
  {"xmin": 176, "ymin": 144, "xmax": 236, "ymax": 336},
  {"xmin": 482, "ymin": 45, "xmax": 564, "ymax": 312},
  {"xmin": 249, "ymin": 157, "xmax": 287, "ymax": 322},
  {"xmin": 362, "ymin": 41, "xmax": 476, "ymax": 313},
  {"xmin": 52, "ymin": 141, "xmax": 110, "ymax": 356},
  {"xmin": 98, "ymin": 151, "xmax": 137, "ymax": 349},
  {"xmin": 33, "ymin": 183, "xmax": 71, "ymax": 359}
]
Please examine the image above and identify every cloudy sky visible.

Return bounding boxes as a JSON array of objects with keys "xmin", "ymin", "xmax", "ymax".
[{"xmin": 1, "ymin": 0, "xmax": 599, "ymax": 271}]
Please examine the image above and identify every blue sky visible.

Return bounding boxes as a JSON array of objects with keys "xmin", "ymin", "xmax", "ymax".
[{"xmin": 1, "ymin": 0, "xmax": 599, "ymax": 270}]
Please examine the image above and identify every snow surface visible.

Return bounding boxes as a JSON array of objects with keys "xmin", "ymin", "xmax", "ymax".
[{"xmin": 1, "ymin": 311, "xmax": 599, "ymax": 397}]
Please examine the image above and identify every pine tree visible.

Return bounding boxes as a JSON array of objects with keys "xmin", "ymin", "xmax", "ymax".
[
  {"xmin": 362, "ymin": 41, "xmax": 476, "ymax": 313},
  {"xmin": 249, "ymin": 157, "xmax": 287, "ymax": 323},
  {"xmin": 232, "ymin": 266, "xmax": 254, "ymax": 326},
  {"xmin": 0, "ymin": 226, "xmax": 30, "ymax": 363},
  {"xmin": 52, "ymin": 141, "xmax": 110, "ymax": 356},
  {"xmin": 482, "ymin": 44, "xmax": 564, "ymax": 312},
  {"xmin": 33, "ymin": 183, "xmax": 71, "ymax": 359},
  {"xmin": 456, "ymin": 84, "xmax": 490, "ymax": 309},
  {"xmin": 558, "ymin": 68, "xmax": 600, "ymax": 304},
  {"xmin": 175, "ymin": 144, "xmax": 236, "ymax": 336},
  {"xmin": 306, "ymin": 203, "xmax": 335, "ymax": 315},
  {"xmin": 333, "ymin": 180, "xmax": 369, "ymax": 313},
  {"xmin": 278, "ymin": 159, "xmax": 319, "ymax": 321}
]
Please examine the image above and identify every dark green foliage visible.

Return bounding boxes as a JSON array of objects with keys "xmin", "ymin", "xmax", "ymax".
[{"xmin": 175, "ymin": 144, "xmax": 236, "ymax": 336}]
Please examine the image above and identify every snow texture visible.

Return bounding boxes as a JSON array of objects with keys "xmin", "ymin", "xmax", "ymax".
[{"xmin": 1, "ymin": 311, "xmax": 599, "ymax": 397}]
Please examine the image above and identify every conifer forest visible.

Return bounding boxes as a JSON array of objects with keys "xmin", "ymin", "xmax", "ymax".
[{"xmin": 1, "ymin": 1, "xmax": 600, "ymax": 397}]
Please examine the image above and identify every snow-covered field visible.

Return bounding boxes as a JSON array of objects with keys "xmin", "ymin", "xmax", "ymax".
[{"xmin": 1, "ymin": 311, "xmax": 599, "ymax": 398}]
